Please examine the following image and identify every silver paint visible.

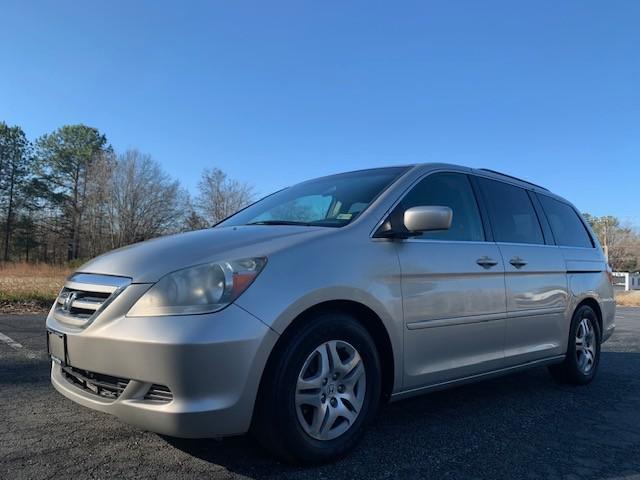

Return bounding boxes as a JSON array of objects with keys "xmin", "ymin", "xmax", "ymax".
[{"xmin": 403, "ymin": 205, "xmax": 453, "ymax": 233}]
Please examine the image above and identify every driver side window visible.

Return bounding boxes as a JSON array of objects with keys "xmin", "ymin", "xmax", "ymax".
[{"xmin": 396, "ymin": 172, "xmax": 485, "ymax": 241}]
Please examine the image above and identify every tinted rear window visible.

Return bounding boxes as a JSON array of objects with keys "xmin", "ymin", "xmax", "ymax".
[
  {"xmin": 477, "ymin": 178, "xmax": 544, "ymax": 244},
  {"xmin": 538, "ymin": 195, "xmax": 593, "ymax": 248}
]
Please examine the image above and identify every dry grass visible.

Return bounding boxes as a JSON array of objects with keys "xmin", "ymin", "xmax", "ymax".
[
  {"xmin": 0, "ymin": 262, "xmax": 72, "ymax": 313},
  {"xmin": 616, "ymin": 291, "xmax": 640, "ymax": 307}
]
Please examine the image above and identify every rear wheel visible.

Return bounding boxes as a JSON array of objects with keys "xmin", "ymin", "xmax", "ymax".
[
  {"xmin": 548, "ymin": 304, "xmax": 601, "ymax": 385},
  {"xmin": 253, "ymin": 312, "xmax": 381, "ymax": 464}
]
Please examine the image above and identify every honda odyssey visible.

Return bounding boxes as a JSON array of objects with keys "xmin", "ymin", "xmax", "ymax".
[{"xmin": 47, "ymin": 163, "xmax": 615, "ymax": 463}]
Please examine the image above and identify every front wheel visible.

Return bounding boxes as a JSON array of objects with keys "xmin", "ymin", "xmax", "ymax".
[
  {"xmin": 253, "ymin": 312, "xmax": 381, "ymax": 464},
  {"xmin": 549, "ymin": 304, "xmax": 601, "ymax": 385}
]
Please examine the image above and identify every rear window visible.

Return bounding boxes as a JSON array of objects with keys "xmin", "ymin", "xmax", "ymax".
[
  {"xmin": 537, "ymin": 195, "xmax": 593, "ymax": 248},
  {"xmin": 477, "ymin": 177, "xmax": 544, "ymax": 244}
]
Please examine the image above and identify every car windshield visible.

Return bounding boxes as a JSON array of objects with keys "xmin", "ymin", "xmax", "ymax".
[{"xmin": 218, "ymin": 167, "xmax": 409, "ymax": 228}]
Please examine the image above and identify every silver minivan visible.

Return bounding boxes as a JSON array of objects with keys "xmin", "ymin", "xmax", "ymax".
[{"xmin": 47, "ymin": 163, "xmax": 615, "ymax": 463}]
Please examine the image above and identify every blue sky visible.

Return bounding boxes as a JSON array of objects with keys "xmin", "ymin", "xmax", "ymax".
[{"xmin": 1, "ymin": 1, "xmax": 639, "ymax": 224}]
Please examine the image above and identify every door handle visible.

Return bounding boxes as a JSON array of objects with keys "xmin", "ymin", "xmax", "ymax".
[
  {"xmin": 476, "ymin": 256, "xmax": 498, "ymax": 269},
  {"xmin": 509, "ymin": 256, "xmax": 527, "ymax": 269}
]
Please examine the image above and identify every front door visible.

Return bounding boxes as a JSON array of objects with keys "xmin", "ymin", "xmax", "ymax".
[{"xmin": 392, "ymin": 172, "xmax": 507, "ymax": 389}]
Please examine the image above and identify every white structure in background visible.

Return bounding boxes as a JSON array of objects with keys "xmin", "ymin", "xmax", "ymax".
[{"xmin": 612, "ymin": 272, "xmax": 640, "ymax": 291}]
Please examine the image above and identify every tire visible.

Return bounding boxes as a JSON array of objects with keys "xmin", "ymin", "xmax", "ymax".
[
  {"xmin": 548, "ymin": 304, "xmax": 601, "ymax": 385},
  {"xmin": 252, "ymin": 311, "xmax": 381, "ymax": 464}
]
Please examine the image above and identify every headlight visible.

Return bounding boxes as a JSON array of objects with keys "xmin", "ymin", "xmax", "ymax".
[{"xmin": 127, "ymin": 257, "xmax": 267, "ymax": 317}]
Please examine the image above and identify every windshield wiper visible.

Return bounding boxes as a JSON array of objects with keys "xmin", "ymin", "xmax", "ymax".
[{"xmin": 247, "ymin": 220, "xmax": 314, "ymax": 226}]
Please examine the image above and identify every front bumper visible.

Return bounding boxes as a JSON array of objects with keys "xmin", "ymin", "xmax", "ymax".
[{"xmin": 47, "ymin": 298, "xmax": 279, "ymax": 438}]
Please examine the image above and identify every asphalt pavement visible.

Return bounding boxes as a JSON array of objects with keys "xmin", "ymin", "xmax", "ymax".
[{"xmin": 1, "ymin": 309, "xmax": 640, "ymax": 479}]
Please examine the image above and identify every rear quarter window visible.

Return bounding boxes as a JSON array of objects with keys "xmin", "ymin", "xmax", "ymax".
[{"xmin": 537, "ymin": 195, "xmax": 593, "ymax": 248}]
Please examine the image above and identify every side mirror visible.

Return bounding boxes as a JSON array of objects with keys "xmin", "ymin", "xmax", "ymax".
[{"xmin": 403, "ymin": 206, "xmax": 452, "ymax": 233}]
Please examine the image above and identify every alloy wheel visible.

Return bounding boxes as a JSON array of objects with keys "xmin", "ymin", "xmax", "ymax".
[
  {"xmin": 295, "ymin": 340, "xmax": 366, "ymax": 441},
  {"xmin": 575, "ymin": 317, "xmax": 596, "ymax": 374}
]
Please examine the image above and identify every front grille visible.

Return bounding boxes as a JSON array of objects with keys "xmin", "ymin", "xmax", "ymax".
[
  {"xmin": 57, "ymin": 289, "xmax": 110, "ymax": 318},
  {"xmin": 54, "ymin": 273, "xmax": 130, "ymax": 327},
  {"xmin": 62, "ymin": 365, "xmax": 129, "ymax": 400},
  {"xmin": 61, "ymin": 365, "xmax": 173, "ymax": 403}
]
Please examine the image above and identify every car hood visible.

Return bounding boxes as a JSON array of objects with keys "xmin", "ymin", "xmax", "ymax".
[{"xmin": 77, "ymin": 225, "xmax": 328, "ymax": 283}]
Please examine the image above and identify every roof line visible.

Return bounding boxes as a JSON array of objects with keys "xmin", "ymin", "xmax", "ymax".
[{"xmin": 476, "ymin": 168, "xmax": 549, "ymax": 191}]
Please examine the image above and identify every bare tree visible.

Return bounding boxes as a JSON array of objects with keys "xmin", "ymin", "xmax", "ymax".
[
  {"xmin": 107, "ymin": 150, "xmax": 182, "ymax": 248},
  {"xmin": 196, "ymin": 168, "xmax": 253, "ymax": 225},
  {"xmin": 180, "ymin": 194, "xmax": 207, "ymax": 231},
  {"xmin": 584, "ymin": 213, "xmax": 640, "ymax": 271},
  {"xmin": 82, "ymin": 152, "xmax": 116, "ymax": 257}
]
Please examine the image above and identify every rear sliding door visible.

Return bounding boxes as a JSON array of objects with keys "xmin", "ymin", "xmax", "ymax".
[{"xmin": 476, "ymin": 177, "xmax": 568, "ymax": 364}]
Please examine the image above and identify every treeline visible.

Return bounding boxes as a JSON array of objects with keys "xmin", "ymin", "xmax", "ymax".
[
  {"xmin": 0, "ymin": 122, "xmax": 252, "ymax": 264},
  {"xmin": 584, "ymin": 214, "xmax": 640, "ymax": 272},
  {"xmin": 3, "ymin": 120, "xmax": 637, "ymax": 270}
]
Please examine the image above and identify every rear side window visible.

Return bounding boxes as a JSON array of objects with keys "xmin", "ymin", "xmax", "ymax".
[
  {"xmin": 396, "ymin": 172, "xmax": 484, "ymax": 241},
  {"xmin": 538, "ymin": 195, "xmax": 593, "ymax": 248},
  {"xmin": 477, "ymin": 178, "xmax": 544, "ymax": 244}
]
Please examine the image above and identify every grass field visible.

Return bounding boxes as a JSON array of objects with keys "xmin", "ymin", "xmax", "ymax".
[
  {"xmin": 0, "ymin": 263, "xmax": 71, "ymax": 313},
  {"xmin": 1, "ymin": 262, "xmax": 640, "ymax": 313},
  {"xmin": 615, "ymin": 290, "xmax": 640, "ymax": 307}
]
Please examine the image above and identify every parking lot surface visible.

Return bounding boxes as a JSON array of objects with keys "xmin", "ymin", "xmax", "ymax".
[{"xmin": 1, "ymin": 308, "xmax": 640, "ymax": 479}]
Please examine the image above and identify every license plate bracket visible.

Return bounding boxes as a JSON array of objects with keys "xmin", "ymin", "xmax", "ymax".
[{"xmin": 47, "ymin": 329, "xmax": 68, "ymax": 365}]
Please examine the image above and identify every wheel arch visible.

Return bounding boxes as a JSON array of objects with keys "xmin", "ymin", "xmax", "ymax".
[
  {"xmin": 575, "ymin": 297, "xmax": 603, "ymax": 337},
  {"xmin": 253, "ymin": 299, "xmax": 396, "ymax": 427}
]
